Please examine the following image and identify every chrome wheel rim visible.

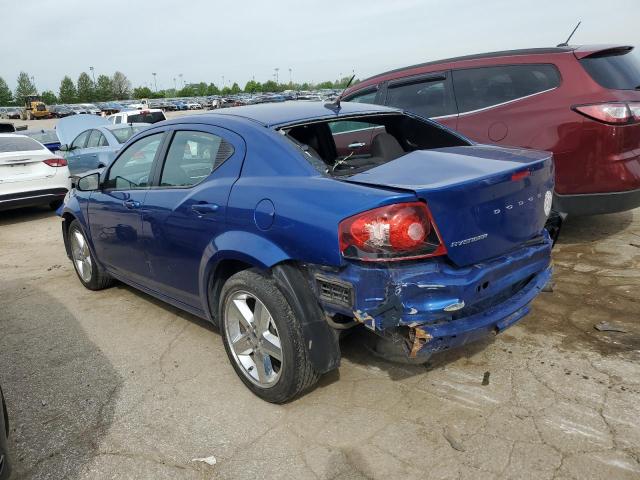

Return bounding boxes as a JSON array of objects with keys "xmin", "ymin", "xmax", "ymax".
[
  {"xmin": 70, "ymin": 227, "xmax": 92, "ymax": 283},
  {"xmin": 224, "ymin": 291, "xmax": 282, "ymax": 388}
]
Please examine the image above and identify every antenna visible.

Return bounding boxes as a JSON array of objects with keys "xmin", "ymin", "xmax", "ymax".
[
  {"xmin": 557, "ymin": 21, "xmax": 581, "ymax": 47},
  {"xmin": 324, "ymin": 74, "xmax": 356, "ymax": 112}
]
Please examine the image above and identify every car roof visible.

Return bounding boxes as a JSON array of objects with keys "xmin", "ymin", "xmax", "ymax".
[
  {"xmin": 197, "ymin": 101, "xmax": 400, "ymax": 127},
  {"xmin": 351, "ymin": 44, "xmax": 633, "ymax": 88}
]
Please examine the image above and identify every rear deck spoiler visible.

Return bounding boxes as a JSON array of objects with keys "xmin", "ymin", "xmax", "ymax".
[{"xmin": 573, "ymin": 45, "xmax": 633, "ymax": 60}]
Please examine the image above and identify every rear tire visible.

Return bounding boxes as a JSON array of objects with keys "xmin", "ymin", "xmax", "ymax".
[
  {"xmin": 68, "ymin": 220, "xmax": 113, "ymax": 290},
  {"xmin": 219, "ymin": 269, "xmax": 319, "ymax": 403}
]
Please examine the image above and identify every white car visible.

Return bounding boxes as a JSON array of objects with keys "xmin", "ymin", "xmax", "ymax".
[
  {"xmin": 107, "ymin": 109, "xmax": 166, "ymax": 125},
  {"xmin": 0, "ymin": 134, "xmax": 71, "ymax": 211},
  {"xmin": 185, "ymin": 101, "xmax": 201, "ymax": 110}
]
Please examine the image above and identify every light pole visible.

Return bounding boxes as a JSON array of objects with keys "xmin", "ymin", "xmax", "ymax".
[
  {"xmin": 89, "ymin": 66, "xmax": 95, "ymax": 84},
  {"xmin": 222, "ymin": 75, "xmax": 225, "ymax": 91},
  {"xmin": 288, "ymin": 68, "xmax": 292, "ymax": 85},
  {"xmin": 152, "ymin": 72, "xmax": 157, "ymax": 92},
  {"xmin": 173, "ymin": 77, "xmax": 176, "ymax": 91},
  {"xmin": 179, "ymin": 73, "xmax": 183, "ymax": 89},
  {"xmin": 274, "ymin": 68, "xmax": 279, "ymax": 84}
]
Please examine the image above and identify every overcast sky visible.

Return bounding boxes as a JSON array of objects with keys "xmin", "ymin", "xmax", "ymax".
[{"xmin": 2, "ymin": 0, "xmax": 639, "ymax": 93}]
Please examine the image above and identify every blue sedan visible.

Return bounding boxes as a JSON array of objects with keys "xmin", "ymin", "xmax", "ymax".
[{"xmin": 60, "ymin": 102, "xmax": 554, "ymax": 402}]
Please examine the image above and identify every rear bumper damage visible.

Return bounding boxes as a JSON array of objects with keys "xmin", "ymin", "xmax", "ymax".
[{"xmin": 312, "ymin": 234, "xmax": 552, "ymax": 359}]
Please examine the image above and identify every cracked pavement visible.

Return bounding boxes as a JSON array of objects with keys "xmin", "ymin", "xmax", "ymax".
[{"xmin": 0, "ymin": 206, "xmax": 638, "ymax": 479}]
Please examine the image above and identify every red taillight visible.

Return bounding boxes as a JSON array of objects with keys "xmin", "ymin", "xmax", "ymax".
[
  {"xmin": 43, "ymin": 158, "xmax": 67, "ymax": 167},
  {"xmin": 572, "ymin": 102, "xmax": 637, "ymax": 125},
  {"xmin": 339, "ymin": 202, "xmax": 447, "ymax": 262}
]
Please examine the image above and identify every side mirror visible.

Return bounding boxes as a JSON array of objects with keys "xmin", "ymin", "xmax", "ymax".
[
  {"xmin": 59, "ymin": 144, "xmax": 70, "ymax": 152},
  {"xmin": 77, "ymin": 172, "xmax": 100, "ymax": 192}
]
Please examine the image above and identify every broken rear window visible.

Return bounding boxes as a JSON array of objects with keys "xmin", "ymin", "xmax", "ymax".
[{"xmin": 281, "ymin": 113, "xmax": 469, "ymax": 177}]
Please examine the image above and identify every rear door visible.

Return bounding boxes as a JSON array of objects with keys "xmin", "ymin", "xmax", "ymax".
[
  {"xmin": 141, "ymin": 124, "xmax": 244, "ymax": 308},
  {"xmin": 65, "ymin": 129, "xmax": 92, "ymax": 175},
  {"xmin": 383, "ymin": 72, "xmax": 459, "ymax": 129},
  {"xmin": 87, "ymin": 131, "xmax": 166, "ymax": 285}
]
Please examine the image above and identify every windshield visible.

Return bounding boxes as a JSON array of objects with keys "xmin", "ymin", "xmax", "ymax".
[
  {"xmin": 22, "ymin": 130, "xmax": 59, "ymax": 144},
  {"xmin": 281, "ymin": 113, "xmax": 469, "ymax": 177},
  {"xmin": 110, "ymin": 125, "xmax": 148, "ymax": 144},
  {"xmin": 0, "ymin": 136, "xmax": 44, "ymax": 152},
  {"xmin": 580, "ymin": 48, "xmax": 640, "ymax": 90}
]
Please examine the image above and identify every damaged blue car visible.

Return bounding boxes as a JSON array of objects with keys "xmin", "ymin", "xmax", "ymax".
[{"xmin": 60, "ymin": 101, "xmax": 553, "ymax": 402}]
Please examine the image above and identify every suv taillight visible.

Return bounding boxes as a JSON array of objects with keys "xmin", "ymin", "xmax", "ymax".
[
  {"xmin": 573, "ymin": 102, "xmax": 640, "ymax": 125},
  {"xmin": 339, "ymin": 202, "xmax": 447, "ymax": 262},
  {"xmin": 43, "ymin": 158, "xmax": 67, "ymax": 167}
]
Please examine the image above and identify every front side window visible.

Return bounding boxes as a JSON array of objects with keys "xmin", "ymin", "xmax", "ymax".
[
  {"xmin": 453, "ymin": 64, "xmax": 560, "ymax": 113},
  {"xmin": 386, "ymin": 76, "xmax": 457, "ymax": 118},
  {"xmin": 105, "ymin": 133, "xmax": 163, "ymax": 190},
  {"xmin": 346, "ymin": 89, "xmax": 378, "ymax": 105},
  {"xmin": 71, "ymin": 130, "xmax": 90, "ymax": 149},
  {"xmin": 160, "ymin": 131, "xmax": 234, "ymax": 187}
]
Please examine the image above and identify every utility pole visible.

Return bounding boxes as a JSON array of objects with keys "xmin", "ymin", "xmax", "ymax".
[
  {"xmin": 89, "ymin": 66, "xmax": 96, "ymax": 84},
  {"xmin": 289, "ymin": 68, "xmax": 292, "ymax": 85},
  {"xmin": 173, "ymin": 77, "xmax": 176, "ymax": 90},
  {"xmin": 179, "ymin": 73, "xmax": 183, "ymax": 88},
  {"xmin": 152, "ymin": 72, "xmax": 157, "ymax": 92},
  {"xmin": 274, "ymin": 68, "xmax": 280, "ymax": 84}
]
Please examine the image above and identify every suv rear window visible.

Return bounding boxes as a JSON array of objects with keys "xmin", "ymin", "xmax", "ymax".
[
  {"xmin": 580, "ymin": 48, "xmax": 640, "ymax": 90},
  {"xmin": 0, "ymin": 136, "xmax": 43, "ymax": 152},
  {"xmin": 126, "ymin": 111, "xmax": 166, "ymax": 124},
  {"xmin": 452, "ymin": 64, "xmax": 561, "ymax": 113}
]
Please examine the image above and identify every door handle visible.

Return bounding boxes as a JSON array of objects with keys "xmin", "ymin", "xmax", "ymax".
[
  {"xmin": 348, "ymin": 142, "xmax": 366, "ymax": 149},
  {"xmin": 123, "ymin": 199, "xmax": 141, "ymax": 209},
  {"xmin": 191, "ymin": 203, "xmax": 219, "ymax": 214}
]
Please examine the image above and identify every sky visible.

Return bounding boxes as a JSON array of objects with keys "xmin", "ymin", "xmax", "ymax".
[{"xmin": 1, "ymin": 0, "xmax": 639, "ymax": 93}]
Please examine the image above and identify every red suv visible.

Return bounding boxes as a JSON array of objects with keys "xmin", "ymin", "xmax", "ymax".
[{"xmin": 343, "ymin": 45, "xmax": 640, "ymax": 215}]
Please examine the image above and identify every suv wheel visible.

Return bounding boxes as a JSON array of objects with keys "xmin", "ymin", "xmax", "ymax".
[
  {"xmin": 219, "ymin": 270, "xmax": 318, "ymax": 403},
  {"xmin": 68, "ymin": 220, "xmax": 113, "ymax": 290}
]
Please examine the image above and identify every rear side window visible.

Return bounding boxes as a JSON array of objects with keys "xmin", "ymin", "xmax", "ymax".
[
  {"xmin": 0, "ymin": 136, "xmax": 43, "ymax": 152},
  {"xmin": 385, "ymin": 76, "xmax": 457, "ymax": 118},
  {"xmin": 160, "ymin": 131, "xmax": 234, "ymax": 187},
  {"xmin": 71, "ymin": 130, "xmax": 90, "ymax": 149},
  {"xmin": 580, "ymin": 49, "xmax": 640, "ymax": 90},
  {"xmin": 126, "ymin": 111, "xmax": 166, "ymax": 124},
  {"xmin": 453, "ymin": 64, "xmax": 560, "ymax": 113}
]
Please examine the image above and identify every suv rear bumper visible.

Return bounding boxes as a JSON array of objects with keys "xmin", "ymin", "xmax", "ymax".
[
  {"xmin": 0, "ymin": 188, "xmax": 68, "ymax": 211},
  {"xmin": 553, "ymin": 188, "xmax": 640, "ymax": 216}
]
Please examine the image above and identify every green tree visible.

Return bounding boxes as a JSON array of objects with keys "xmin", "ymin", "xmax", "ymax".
[
  {"xmin": 221, "ymin": 86, "xmax": 231, "ymax": 95},
  {"xmin": 41, "ymin": 90, "xmax": 57, "ymax": 105},
  {"xmin": 133, "ymin": 86, "xmax": 153, "ymax": 99},
  {"xmin": 195, "ymin": 82, "xmax": 208, "ymax": 96},
  {"xmin": 15, "ymin": 71, "xmax": 37, "ymax": 103},
  {"xmin": 262, "ymin": 80, "xmax": 278, "ymax": 93},
  {"xmin": 317, "ymin": 81, "xmax": 334, "ymax": 89},
  {"xmin": 58, "ymin": 76, "xmax": 77, "ymax": 103},
  {"xmin": 111, "ymin": 71, "xmax": 131, "ymax": 100},
  {"xmin": 206, "ymin": 83, "xmax": 220, "ymax": 95},
  {"xmin": 0, "ymin": 77, "xmax": 12, "ymax": 105},
  {"xmin": 243, "ymin": 80, "xmax": 262, "ymax": 93},
  {"xmin": 95, "ymin": 75, "xmax": 113, "ymax": 101},
  {"xmin": 230, "ymin": 82, "xmax": 241, "ymax": 94},
  {"xmin": 77, "ymin": 72, "xmax": 94, "ymax": 102}
]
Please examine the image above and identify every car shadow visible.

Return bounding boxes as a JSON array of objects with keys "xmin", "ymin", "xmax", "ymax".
[
  {"xmin": 339, "ymin": 326, "xmax": 494, "ymax": 382},
  {"xmin": 0, "ymin": 205, "xmax": 57, "ymax": 227},
  {"xmin": 557, "ymin": 210, "xmax": 634, "ymax": 244},
  {"xmin": 0, "ymin": 284, "xmax": 121, "ymax": 479}
]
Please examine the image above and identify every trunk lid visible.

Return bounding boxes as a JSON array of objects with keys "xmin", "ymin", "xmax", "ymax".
[{"xmin": 345, "ymin": 145, "xmax": 554, "ymax": 266}]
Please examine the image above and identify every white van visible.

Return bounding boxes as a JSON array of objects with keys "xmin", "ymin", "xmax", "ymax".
[{"xmin": 107, "ymin": 109, "xmax": 166, "ymax": 125}]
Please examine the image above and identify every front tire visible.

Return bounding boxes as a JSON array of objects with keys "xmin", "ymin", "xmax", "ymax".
[
  {"xmin": 68, "ymin": 220, "xmax": 113, "ymax": 290},
  {"xmin": 219, "ymin": 270, "xmax": 318, "ymax": 403}
]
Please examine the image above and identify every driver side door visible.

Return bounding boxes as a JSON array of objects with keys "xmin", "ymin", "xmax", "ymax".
[{"xmin": 87, "ymin": 132, "xmax": 166, "ymax": 286}]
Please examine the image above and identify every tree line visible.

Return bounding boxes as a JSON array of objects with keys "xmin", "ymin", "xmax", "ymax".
[{"xmin": 0, "ymin": 71, "xmax": 357, "ymax": 106}]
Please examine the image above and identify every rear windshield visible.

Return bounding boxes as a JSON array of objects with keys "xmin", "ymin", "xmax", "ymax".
[
  {"xmin": 110, "ymin": 125, "xmax": 148, "ymax": 144},
  {"xmin": 281, "ymin": 113, "xmax": 469, "ymax": 177},
  {"xmin": 126, "ymin": 111, "xmax": 166, "ymax": 124},
  {"xmin": 0, "ymin": 136, "xmax": 43, "ymax": 152},
  {"xmin": 580, "ymin": 48, "xmax": 640, "ymax": 90}
]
